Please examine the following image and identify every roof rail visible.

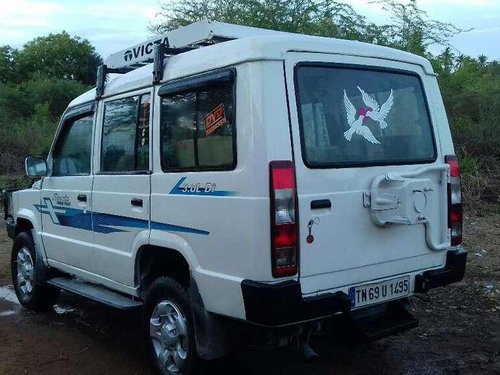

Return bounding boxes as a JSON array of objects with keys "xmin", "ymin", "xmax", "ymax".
[
  {"xmin": 104, "ymin": 20, "xmax": 285, "ymax": 69},
  {"xmin": 95, "ymin": 20, "xmax": 287, "ymax": 98}
]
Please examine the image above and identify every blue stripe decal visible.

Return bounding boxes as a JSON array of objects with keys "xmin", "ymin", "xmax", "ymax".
[
  {"xmin": 59, "ymin": 211, "xmax": 93, "ymax": 231},
  {"xmin": 35, "ymin": 198, "xmax": 209, "ymax": 236},
  {"xmin": 151, "ymin": 221, "xmax": 210, "ymax": 236},
  {"xmin": 93, "ymin": 213, "xmax": 148, "ymax": 234},
  {"xmin": 169, "ymin": 177, "xmax": 236, "ymax": 197}
]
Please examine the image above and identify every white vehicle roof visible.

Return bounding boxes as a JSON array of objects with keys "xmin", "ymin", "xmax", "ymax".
[{"xmin": 69, "ymin": 22, "xmax": 435, "ymax": 108}]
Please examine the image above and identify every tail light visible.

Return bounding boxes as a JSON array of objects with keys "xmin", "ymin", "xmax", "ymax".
[
  {"xmin": 445, "ymin": 155, "xmax": 462, "ymax": 246},
  {"xmin": 270, "ymin": 161, "xmax": 298, "ymax": 277}
]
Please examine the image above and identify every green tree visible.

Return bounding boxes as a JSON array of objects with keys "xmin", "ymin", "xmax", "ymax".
[
  {"xmin": 477, "ymin": 54, "xmax": 488, "ymax": 68},
  {"xmin": 15, "ymin": 31, "xmax": 102, "ymax": 85},
  {"xmin": 151, "ymin": 0, "xmax": 386, "ymax": 44},
  {"xmin": 430, "ymin": 47, "xmax": 455, "ymax": 76},
  {"xmin": 0, "ymin": 46, "xmax": 18, "ymax": 84},
  {"xmin": 439, "ymin": 55, "xmax": 500, "ymax": 158},
  {"xmin": 372, "ymin": 0, "xmax": 464, "ymax": 56},
  {"xmin": 152, "ymin": 0, "xmax": 462, "ymax": 54},
  {"xmin": 0, "ymin": 78, "xmax": 88, "ymax": 120}
]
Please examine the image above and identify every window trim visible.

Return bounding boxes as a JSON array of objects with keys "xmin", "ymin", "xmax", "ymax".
[
  {"xmin": 49, "ymin": 103, "xmax": 96, "ymax": 177},
  {"xmin": 159, "ymin": 68, "xmax": 237, "ymax": 173},
  {"xmin": 99, "ymin": 93, "xmax": 152, "ymax": 175},
  {"xmin": 134, "ymin": 94, "xmax": 151, "ymax": 171},
  {"xmin": 293, "ymin": 62, "xmax": 438, "ymax": 169},
  {"xmin": 95, "ymin": 170, "xmax": 152, "ymax": 176},
  {"xmin": 159, "ymin": 68, "xmax": 235, "ymax": 96}
]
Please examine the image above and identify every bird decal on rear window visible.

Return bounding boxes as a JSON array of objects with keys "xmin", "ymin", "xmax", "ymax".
[{"xmin": 343, "ymin": 87, "xmax": 394, "ymax": 144}]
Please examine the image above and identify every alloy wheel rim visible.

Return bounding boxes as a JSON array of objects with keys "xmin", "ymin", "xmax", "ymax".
[
  {"xmin": 149, "ymin": 299, "xmax": 189, "ymax": 374},
  {"xmin": 16, "ymin": 247, "xmax": 34, "ymax": 297}
]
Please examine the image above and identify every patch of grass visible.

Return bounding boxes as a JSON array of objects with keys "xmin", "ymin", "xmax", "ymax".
[{"xmin": 459, "ymin": 154, "xmax": 482, "ymax": 175}]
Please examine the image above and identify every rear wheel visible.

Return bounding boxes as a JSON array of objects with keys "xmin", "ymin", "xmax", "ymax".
[
  {"xmin": 11, "ymin": 231, "xmax": 59, "ymax": 311},
  {"xmin": 144, "ymin": 277, "xmax": 198, "ymax": 375}
]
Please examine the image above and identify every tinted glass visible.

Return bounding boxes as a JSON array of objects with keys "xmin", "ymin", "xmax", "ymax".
[
  {"xmin": 296, "ymin": 66, "xmax": 436, "ymax": 167},
  {"xmin": 161, "ymin": 84, "xmax": 234, "ymax": 171},
  {"xmin": 52, "ymin": 114, "xmax": 93, "ymax": 176},
  {"xmin": 101, "ymin": 94, "xmax": 150, "ymax": 172},
  {"xmin": 162, "ymin": 92, "xmax": 197, "ymax": 169},
  {"xmin": 196, "ymin": 87, "xmax": 234, "ymax": 168}
]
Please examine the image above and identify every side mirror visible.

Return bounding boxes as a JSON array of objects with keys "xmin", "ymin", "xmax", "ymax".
[{"xmin": 25, "ymin": 156, "xmax": 48, "ymax": 177}]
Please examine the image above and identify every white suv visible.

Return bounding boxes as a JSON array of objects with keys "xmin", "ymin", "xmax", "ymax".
[{"xmin": 3, "ymin": 21, "xmax": 466, "ymax": 375}]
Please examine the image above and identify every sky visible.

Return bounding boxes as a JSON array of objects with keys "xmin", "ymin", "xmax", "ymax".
[{"xmin": 0, "ymin": 0, "xmax": 499, "ymax": 60}]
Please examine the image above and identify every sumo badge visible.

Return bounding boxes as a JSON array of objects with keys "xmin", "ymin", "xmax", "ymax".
[{"xmin": 53, "ymin": 193, "xmax": 70, "ymax": 206}]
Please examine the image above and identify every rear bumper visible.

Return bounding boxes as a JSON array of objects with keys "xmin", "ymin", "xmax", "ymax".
[
  {"xmin": 414, "ymin": 249, "xmax": 467, "ymax": 293},
  {"xmin": 241, "ymin": 249, "xmax": 467, "ymax": 327},
  {"xmin": 241, "ymin": 279, "xmax": 351, "ymax": 326}
]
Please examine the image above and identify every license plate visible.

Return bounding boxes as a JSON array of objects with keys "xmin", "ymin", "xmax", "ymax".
[{"xmin": 349, "ymin": 275, "xmax": 410, "ymax": 308}]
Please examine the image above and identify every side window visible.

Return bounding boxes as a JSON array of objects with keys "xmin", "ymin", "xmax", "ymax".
[
  {"xmin": 161, "ymin": 84, "xmax": 235, "ymax": 171},
  {"xmin": 52, "ymin": 114, "xmax": 93, "ymax": 176},
  {"xmin": 101, "ymin": 94, "xmax": 151, "ymax": 173}
]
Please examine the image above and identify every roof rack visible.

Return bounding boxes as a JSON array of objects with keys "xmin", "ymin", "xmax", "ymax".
[{"xmin": 96, "ymin": 20, "xmax": 286, "ymax": 98}]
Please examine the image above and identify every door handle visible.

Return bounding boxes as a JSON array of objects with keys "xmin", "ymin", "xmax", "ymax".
[
  {"xmin": 77, "ymin": 194, "xmax": 87, "ymax": 202},
  {"xmin": 131, "ymin": 198, "xmax": 143, "ymax": 207},
  {"xmin": 311, "ymin": 199, "xmax": 331, "ymax": 209}
]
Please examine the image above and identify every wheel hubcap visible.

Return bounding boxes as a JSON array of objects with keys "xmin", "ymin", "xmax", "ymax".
[
  {"xmin": 150, "ymin": 300, "xmax": 189, "ymax": 374},
  {"xmin": 16, "ymin": 247, "xmax": 34, "ymax": 296}
]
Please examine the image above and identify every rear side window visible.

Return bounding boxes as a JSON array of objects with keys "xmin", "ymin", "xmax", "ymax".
[
  {"xmin": 101, "ymin": 94, "xmax": 150, "ymax": 173},
  {"xmin": 160, "ymin": 84, "xmax": 235, "ymax": 171},
  {"xmin": 295, "ymin": 65, "xmax": 436, "ymax": 168},
  {"xmin": 52, "ymin": 114, "xmax": 93, "ymax": 176}
]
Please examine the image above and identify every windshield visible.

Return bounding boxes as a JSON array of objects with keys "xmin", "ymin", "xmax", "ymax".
[{"xmin": 295, "ymin": 65, "xmax": 436, "ymax": 168}]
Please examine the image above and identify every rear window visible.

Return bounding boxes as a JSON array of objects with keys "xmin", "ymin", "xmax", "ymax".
[{"xmin": 295, "ymin": 65, "xmax": 436, "ymax": 168}]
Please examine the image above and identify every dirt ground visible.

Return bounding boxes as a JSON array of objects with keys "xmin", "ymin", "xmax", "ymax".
[{"xmin": 0, "ymin": 214, "xmax": 499, "ymax": 374}]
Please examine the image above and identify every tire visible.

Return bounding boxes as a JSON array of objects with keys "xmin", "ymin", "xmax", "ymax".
[
  {"xmin": 143, "ymin": 276, "xmax": 198, "ymax": 375},
  {"xmin": 11, "ymin": 231, "xmax": 60, "ymax": 311}
]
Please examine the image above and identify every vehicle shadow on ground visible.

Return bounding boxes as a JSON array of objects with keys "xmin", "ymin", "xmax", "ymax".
[{"xmin": 50, "ymin": 292, "xmax": 398, "ymax": 375}]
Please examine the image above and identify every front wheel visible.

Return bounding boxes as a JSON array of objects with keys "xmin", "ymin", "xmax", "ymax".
[
  {"xmin": 11, "ymin": 231, "xmax": 59, "ymax": 311},
  {"xmin": 143, "ymin": 277, "xmax": 198, "ymax": 375}
]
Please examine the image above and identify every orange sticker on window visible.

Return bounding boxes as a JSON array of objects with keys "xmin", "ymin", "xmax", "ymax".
[{"xmin": 204, "ymin": 103, "xmax": 227, "ymax": 136}]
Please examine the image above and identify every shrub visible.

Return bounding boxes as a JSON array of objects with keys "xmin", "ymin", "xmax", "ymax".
[
  {"xmin": 0, "ymin": 78, "xmax": 88, "ymax": 173},
  {"xmin": 0, "ymin": 103, "xmax": 57, "ymax": 173}
]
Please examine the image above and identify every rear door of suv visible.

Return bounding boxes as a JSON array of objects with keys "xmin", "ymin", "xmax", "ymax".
[{"xmin": 285, "ymin": 52, "xmax": 451, "ymax": 302}]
